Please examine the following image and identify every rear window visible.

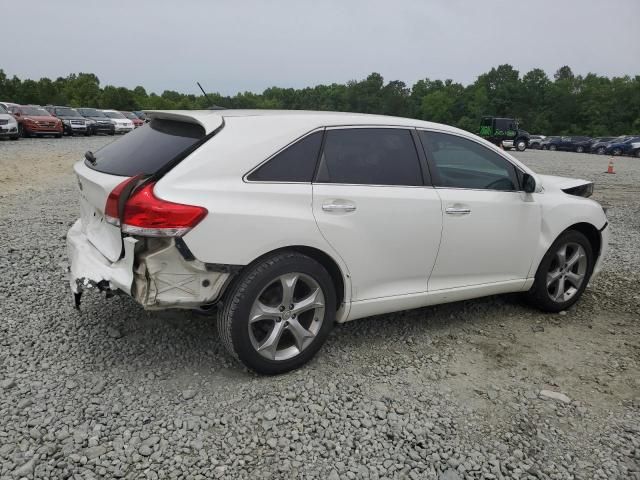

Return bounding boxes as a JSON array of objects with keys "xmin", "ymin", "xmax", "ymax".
[{"xmin": 86, "ymin": 119, "xmax": 206, "ymax": 176}]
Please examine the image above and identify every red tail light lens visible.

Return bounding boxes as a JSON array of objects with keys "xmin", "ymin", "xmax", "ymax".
[
  {"xmin": 104, "ymin": 176, "xmax": 139, "ymax": 226},
  {"xmin": 121, "ymin": 183, "xmax": 207, "ymax": 237}
]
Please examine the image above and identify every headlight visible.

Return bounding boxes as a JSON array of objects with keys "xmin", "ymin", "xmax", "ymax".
[{"xmin": 63, "ymin": 119, "xmax": 70, "ymax": 125}]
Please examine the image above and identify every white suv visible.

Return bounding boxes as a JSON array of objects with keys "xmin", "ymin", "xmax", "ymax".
[{"xmin": 67, "ymin": 110, "xmax": 609, "ymax": 373}]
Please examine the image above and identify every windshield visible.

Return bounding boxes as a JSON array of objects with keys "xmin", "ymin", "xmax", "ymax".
[
  {"xmin": 55, "ymin": 107, "xmax": 80, "ymax": 117},
  {"xmin": 0, "ymin": 105, "xmax": 7, "ymax": 114},
  {"xmin": 78, "ymin": 108, "xmax": 106, "ymax": 117},
  {"xmin": 122, "ymin": 112, "xmax": 137, "ymax": 119},
  {"xmin": 103, "ymin": 111, "xmax": 125, "ymax": 119},
  {"xmin": 22, "ymin": 107, "xmax": 50, "ymax": 116}
]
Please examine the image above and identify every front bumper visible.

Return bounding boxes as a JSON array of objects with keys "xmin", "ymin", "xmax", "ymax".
[
  {"xmin": 0, "ymin": 125, "xmax": 18, "ymax": 136},
  {"xmin": 67, "ymin": 219, "xmax": 230, "ymax": 309},
  {"xmin": 114, "ymin": 125, "xmax": 134, "ymax": 133}
]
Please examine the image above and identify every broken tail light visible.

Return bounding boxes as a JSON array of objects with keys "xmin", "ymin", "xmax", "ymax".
[{"xmin": 105, "ymin": 178, "xmax": 207, "ymax": 237}]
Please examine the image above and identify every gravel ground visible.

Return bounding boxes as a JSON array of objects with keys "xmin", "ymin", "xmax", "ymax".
[{"xmin": 1, "ymin": 137, "xmax": 639, "ymax": 480}]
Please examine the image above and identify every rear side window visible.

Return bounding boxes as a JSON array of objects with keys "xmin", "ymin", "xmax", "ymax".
[
  {"xmin": 315, "ymin": 128, "xmax": 423, "ymax": 186},
  {"xmin": 247, "ymin": 131, "xmax": 323, "ymax": 182},
  {"xmin": 87, "ymin": 119, "xmax": 206, "ymax": 176}
]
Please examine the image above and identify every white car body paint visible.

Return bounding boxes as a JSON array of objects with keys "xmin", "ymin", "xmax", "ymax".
[{"xmin": 67, "ymin": 110, "xmax": 609, "ymax": 323}]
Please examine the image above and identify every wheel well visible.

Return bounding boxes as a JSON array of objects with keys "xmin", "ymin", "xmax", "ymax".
[
  {"xmin": 567, "ymin": 222, "xmax": 602, "ymax": 259},
  {"xmin": 242, "ymin": 246, "xmax": 346, "ymax": 310},
  {"xmin": 289, "ymin": 246, "xmax": 346, "ymax": 309}
]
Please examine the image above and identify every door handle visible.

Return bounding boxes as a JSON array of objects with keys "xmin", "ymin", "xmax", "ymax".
[
  {"xmin": 445, "ymin": 207, "xmax": 471, "ymax": 215},
  {"xmin": 322, "ymin": 201, "xmax": 356, "ymax": 213}
]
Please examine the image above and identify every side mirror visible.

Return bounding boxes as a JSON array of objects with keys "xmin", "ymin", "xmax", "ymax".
[
  {"xmin": 522, "ymin": 173, "xmax": 536, "ymax": 193},
  {"xmin": 13, "ymin": 112, "xmax": 20, "ymax": 117}
]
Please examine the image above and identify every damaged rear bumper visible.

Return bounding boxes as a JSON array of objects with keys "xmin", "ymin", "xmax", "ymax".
[{"xmin": 67, "ymin": 219, "xmax": 231, "ymax": 309}]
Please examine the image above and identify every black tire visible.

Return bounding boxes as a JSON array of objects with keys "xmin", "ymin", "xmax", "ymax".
[
  {"xmin": 55, "ymin": 133, "xmax": 62, "ymax": 138},
  {"xmin": 549, "ymin": 145, "xmax": 557, "ymax": 151},
  {"xmin": 612, "ymin": 148, "xmax": 622, "ymax": 156},
  {"xmin": 515, "ymin": 138, "xmax": 527, "ymax": 152},
  {"xmin": 541, "ymin": 145, "xmax": 547, "ymax": 150},
  {"xmin": 596, "ymin": 147, "xmax": 605, "ymax": 154},
  {"xmin": 10, "ymin": 135, "xmax": 19, "ymax": 141},
  {"xmin": 217, "ymin": 251, "xmax": 336, "ymax": 374},
  {"xmin": 635, "ymin": 149, "xmax": 640, "ymax": 158},
  {"xmin": 576, "ymin": 146, "xmax": 584, "ymax": 153},
  {"xmin": 109, "ymin": 130, "xmax": 115, "ymax": 136},
  {"xmin": 524, "ymin": 230, "xmax": 594, "ymax": 313}
]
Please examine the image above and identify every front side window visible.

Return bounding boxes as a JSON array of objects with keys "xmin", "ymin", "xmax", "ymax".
[
  {"xmin": 315, "ymin": 128, "xmax": 423, "ymax": 186},
  {"xmin": 248, "ymin": 131, "xmax": 323, "ymax": 182},
  {"xmin": 419, "ymin": 131, "xmax": 519, "ymax": 191}
]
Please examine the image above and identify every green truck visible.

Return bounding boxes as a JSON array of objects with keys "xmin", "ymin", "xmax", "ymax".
[{"xmin": 479, "ymin": 116, "xmax": 530, "ymax": 151}]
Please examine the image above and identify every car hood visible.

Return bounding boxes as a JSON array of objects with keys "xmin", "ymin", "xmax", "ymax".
[
  {"xmin": 537, "ymin": 174, "xmax": 592, "ymax": 191},
  {"xmin": 0, "ymin": 113, "xmax": 16, "ymax": 121},
  {"xmin": 24, "ymin": 115, "xmax": 59, "ymax": 121},
  {"xmin": 86, "ymin": 116, "xmax": 112, "ymax": 121},
  {"xmin": 58, "ymin": 115, "xmax": 85, "ymax": 120}
]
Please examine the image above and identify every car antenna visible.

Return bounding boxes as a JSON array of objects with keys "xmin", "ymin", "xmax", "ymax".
[{"xmin": 196, "ymin": 81, "xmax": 226, "ymax": 110}]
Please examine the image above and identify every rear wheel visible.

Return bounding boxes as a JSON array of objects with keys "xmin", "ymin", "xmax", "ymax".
[
  {"xmin": 524, "ymin": 230, "xmax": 594, "ymax": 313},
  {"xmin": 635, "ymin": 149, "xmax": 640, "ymax": 158},
  {"xmin": 576, "ymin": 146, "xmax": 584, "ymax": 153},
  {"xmin": 217, "ymin": 251, "xmax": 336, "ymax": 374},
  {"xmin": 612, "ymin": 148, "xmax": 622, "ymax": 156},
  {"xmin": 596, "ymin": 147, "xmax": 605, "ymax": 154},
  {"xmin": 549, "ymin": 145, "xmax": 557, "ymax": 151}
]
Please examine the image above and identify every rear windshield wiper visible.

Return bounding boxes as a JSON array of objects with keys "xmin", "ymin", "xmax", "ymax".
[{"xmin": 85, "ymin": 151, "xmax": 97, "ymax": 165}]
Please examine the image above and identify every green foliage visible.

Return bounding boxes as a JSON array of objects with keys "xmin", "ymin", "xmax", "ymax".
[{"xmin": 0, "ymin": 66, "xmax": 638, "ymax": 135}]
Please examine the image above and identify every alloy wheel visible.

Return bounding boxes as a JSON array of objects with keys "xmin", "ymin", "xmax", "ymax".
[
  {"xmin": 248, "ymin": 273, "xmax": 325, "ymax": 361},
  {"xmin": 546, "ymin": 242, "xmax": 588, "ymax": 303}
]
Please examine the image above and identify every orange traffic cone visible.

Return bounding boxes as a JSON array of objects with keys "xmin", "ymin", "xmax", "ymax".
[{"xmin": 606, "ymin": 158, "xmax": 615, "ymax": 174}]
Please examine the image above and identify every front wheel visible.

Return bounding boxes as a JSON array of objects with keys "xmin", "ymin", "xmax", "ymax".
[
  {"xmin": 576, "ymin": 146, "xmax": 584, "ymax": 153},
  {"xmin": 549, "ymin": 145, "xmax": 557, "ymax": 151},
  {"xmin": 217, "ymin": 251, "xmax": 336, "ymax": 374},
  {"xmin": 515, "ymin": 139, "xmax": 527, "ymax": 151},
  {"xmin": 612, "ymin": 148, "xmax": 622, "ymax": 156},
  {"xmin": 596, "ymin": 147, "xmax": 605, "ymax": 154},
  {"xmin": 524, "ymin": 230, "xmax": 594, "ymax": 313}
]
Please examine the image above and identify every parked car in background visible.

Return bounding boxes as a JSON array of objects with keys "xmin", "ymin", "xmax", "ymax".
[
  {"xmin": 132, "ymin": 111, "xmax": 147, "ymax": 122},
  {"xmin": 45, "ymin": 106, "xmax": 89, "ymax": 136},
  {"xmin": 585, "ymin": 137, "xmax": 614, "ymax": 153},
  {"xmin": 77, "ymin": 108, "xmax": 116, "ymax": 136},
  {"xmin": 604, "ymin": 136, "xmax": 640, "ymax": 156},
  {"xmin": 102, "ymin": 110, "xmax": 134, "ymax": 134},
  {"xmin": 0, "ymin": 104, "xmax": 20, "ymax": 140},
  {"xmin": 0, "ymin": 101, "xmax": 19, "ymax": 110},
  {"xmin": 67, "ymin": 110, "xmax": 609, "ymax": 373},
  {"xmin": 539, "ymin": 136, "xmax": 561, "ymax": 150},
  {"xmin": 528, "ymin": 135, "xmax": 546, "ymax": 149},
  {"xmin": 591, "ymin": 136, "xmax": 627, "ymax": 154},
  {"xmin": 8, "ymin": 105, "xmax": 63, "ymax": 138},
  {"xmin": 120, "ymin": 111, "xmax": 144, "ymax": 128},
  {"xmin": 545, "ymin": 136, "xmax": 592, "ymax": 153}
]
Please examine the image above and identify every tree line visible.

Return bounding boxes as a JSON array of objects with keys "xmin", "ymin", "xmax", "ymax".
[{"xmin": 1, "ymin": 65, "xmax": 638, "ymax": 136}]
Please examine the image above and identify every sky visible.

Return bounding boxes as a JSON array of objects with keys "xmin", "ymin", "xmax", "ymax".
[{"xmin": 3, "ymin": 0, "xmax": 639, "ymax": 96}]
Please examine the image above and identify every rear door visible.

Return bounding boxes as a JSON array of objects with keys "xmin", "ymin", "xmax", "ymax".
[
  {"xmin": 418, "ymin": 130, "xmax": 540, "ymax": 290},
  {"xmin": 312, "ymin": 127, "xmax": 442, "ymax": 301},
  {"xmin": 75, "ymin": 117, "xmax": 212, "ymax": 261}
]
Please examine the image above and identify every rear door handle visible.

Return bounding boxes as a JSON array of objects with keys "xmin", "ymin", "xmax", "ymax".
[
  {"xmin": 322, "ymin": 201, "xmax": 356, "ymax": 213},
  {"xmin": 445, "ymin": 207, "xmax": 471, "ymax": 215}
]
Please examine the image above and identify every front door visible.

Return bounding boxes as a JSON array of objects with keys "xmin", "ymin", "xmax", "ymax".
[{"xmin": 418, "ymin": 130, "xmax": 541, "ymax": 291}]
